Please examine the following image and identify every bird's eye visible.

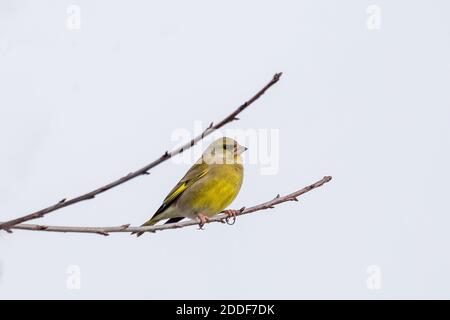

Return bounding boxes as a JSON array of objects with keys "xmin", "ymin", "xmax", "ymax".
[{"xmin": 223, "ymin": 144, "xmax": 228, "ymax": 150}]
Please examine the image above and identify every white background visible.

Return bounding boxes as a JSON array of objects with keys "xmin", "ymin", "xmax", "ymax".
[{"xmin": 1, "ymin": 0, "xmax": 449, "ymax": 299}]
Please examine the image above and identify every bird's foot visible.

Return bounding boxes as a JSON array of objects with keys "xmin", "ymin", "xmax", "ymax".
[
  {"xmin": 223, "ymin": 209, "xmax": 240, "ymax": 225},
  {"xmin": 197, "ymin": 213, "xmax": 210, "ymax": 230}
]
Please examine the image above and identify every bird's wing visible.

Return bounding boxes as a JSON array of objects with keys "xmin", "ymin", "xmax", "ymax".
[{"xmin": 150, "ymin": 162, "xmax": 209, "ymax": 219}]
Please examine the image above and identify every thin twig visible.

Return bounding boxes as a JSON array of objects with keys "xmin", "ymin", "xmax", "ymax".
[
  {"xmin": 0, "ymin": 73, "xmax": 282, "ymax": 231},
  {"xmin": 6, "ymin": 176, "xmax": 332, "ymax": 236}
]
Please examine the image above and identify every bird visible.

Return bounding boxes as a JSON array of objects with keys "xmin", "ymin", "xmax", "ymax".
[{"xmin": 133, "ymin": 137, "xmax": 247, "ymax": 237}]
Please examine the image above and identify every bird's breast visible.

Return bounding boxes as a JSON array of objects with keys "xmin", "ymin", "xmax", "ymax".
[{"xmin": 178, "ymin": 164, "xmax": 243, "ymax": 217}]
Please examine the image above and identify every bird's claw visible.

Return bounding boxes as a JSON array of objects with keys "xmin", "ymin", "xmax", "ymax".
[{"xmin": 223, "ymin": 209, "xmax": 239, "ymax": 225}]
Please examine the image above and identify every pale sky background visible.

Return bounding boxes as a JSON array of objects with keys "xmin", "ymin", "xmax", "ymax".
[{"xmin": 1, "ymin": 0, "xmax": 449, "ymax": 299}]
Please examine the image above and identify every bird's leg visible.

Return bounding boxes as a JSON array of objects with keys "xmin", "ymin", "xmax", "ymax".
[{"xmin": 197, "ymin": 213, "xmax": 210, "ymax": 229}]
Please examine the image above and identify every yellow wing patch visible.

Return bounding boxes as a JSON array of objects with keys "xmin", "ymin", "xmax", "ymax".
[{"xmin": 163, "ymin": 181, "xmax": 188, "ymax": 204}]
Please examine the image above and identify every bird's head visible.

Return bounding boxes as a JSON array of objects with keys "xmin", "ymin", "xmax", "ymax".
[{"xmin": 201, "ymin": 137, "xmax": 247, "ymax": 165}]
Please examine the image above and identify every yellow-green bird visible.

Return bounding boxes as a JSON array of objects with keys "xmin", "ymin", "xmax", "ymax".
[{"xmin": 134, "ymin": 137, "xmax": 247, "ymax": 237}]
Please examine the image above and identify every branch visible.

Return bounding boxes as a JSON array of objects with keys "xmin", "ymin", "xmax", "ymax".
[
  {"xmin": 5, "ymin": 176, "xmax": 332, "ymax": 236},
  {"xmin": 0, "ymin": 73, "xmax": 283, "ymax": 231}
]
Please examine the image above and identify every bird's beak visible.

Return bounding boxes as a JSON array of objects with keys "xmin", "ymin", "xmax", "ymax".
[{"xmin": 235, "ymin": 145, "xmax": 248, "ymax": 154}]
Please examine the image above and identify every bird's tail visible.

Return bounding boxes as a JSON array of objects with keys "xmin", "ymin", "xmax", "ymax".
[{"xmin": 132, "ymin": 218, "xmax": 158, "ymax": 237}]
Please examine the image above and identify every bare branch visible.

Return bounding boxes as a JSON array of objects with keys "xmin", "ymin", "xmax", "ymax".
[
  {"xmin": 0, "ymin": 73, "xmax": 282, "ymax": 231},
  {"xmin": 6, "ymin": 176, "xmax": 332, "ymax": 236}
]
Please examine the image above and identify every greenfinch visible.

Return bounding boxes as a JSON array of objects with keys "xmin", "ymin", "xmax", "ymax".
[{"xmin": 134, "ymin": 137, "xmax": 247, "ymax": 236}]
